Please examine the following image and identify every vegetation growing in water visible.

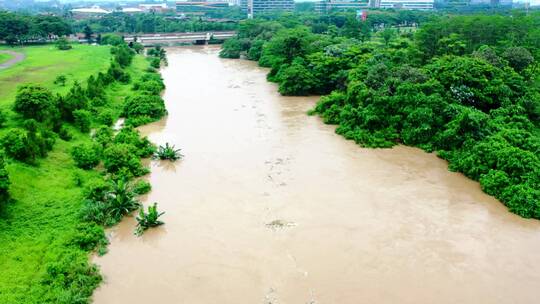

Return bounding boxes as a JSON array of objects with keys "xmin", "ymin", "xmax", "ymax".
[
  {"xmin": 135, "ymin": 203, "xmax": 165, "ymax": 236},
  {"xmin": 155, "ymin": 143, "xmax": 183, "ymax": 161}
]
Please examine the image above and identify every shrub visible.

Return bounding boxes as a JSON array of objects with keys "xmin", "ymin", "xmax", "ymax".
[
  {"xmin": 1, "ymin": 128, "xmax": 33, "ymax": 161},
  {"xmin": 1, "ymin": 123, "xmax": 55, "ymax": 163},
  {"xmin": 114, "ymin": 126, "xmax": 155, "ymax": 157},
  {"xmin": 81, "ymin": 177, "xmax": 142, "ymax": 226},
  {"xmin": 96, "ymin": 109, "xmax": 115, "ymax": 126},
  {"xmin": 0, "ymin": 152, "xmax": 10, "ymax": 204},
  {"xmin": 55, "ymin": 37, "xmax": 72, "ymax": 50},
  {"xmin": 93, "ymin": 125, "xmax": 114, "ymax": 148},
  {"xmin": 135, "ymin": 203, "xmax": 164, "ymax": 236},
  {"xmin": 219, "ymin": 38, "xmax": 242, "ymax": 58},
  {"xmin": 70, "ymin": 223, "xmax": 107, "ymax": 252},
  {"xmin": 502, "ymin": 47, "xmax": 534, "ymax": 72},
  {"xmin": 111, "ymin": 44, "xmax": 135, "ymax": 68},
  {"xmin": 54, "ymin": 75, "xmax": 67, "ymax": 86},
  {"xmin": 276, "ymin": 58, "xmax": 318, "ymax": 96},
  {"xmin": 40, "ymin": 253, "xmax": 102, "ymax": 304},
  {"xmin": 0, "ymin": 109, "xmax": 6, "ymax": 128},
  {"xmin": 133, "ymin": 80, "xmax": 163, "ymax": 95},
  {"xmin": 73, "ymin": 109, "xmax": 92, "ymax": 133},
  {"xmin": 107, "ymin": 61, "xmax": 130, "ymax": 83},
  {"xmin": 149, "ymin": 57, "xmax": 161, "ymax": 69},
  {"xmin": 71, "ymin": 143, "xmax": 101, "ymax": 170},
  {"xmin": 103, "ymin": 143, "xmax": 147, "ymax": 176},
  {"xmin": 59, "ymin": 82, "xmax": 89, "ymax": 121},
  {"xmin": 122, "ymin": 94, "xmax": 166, "ymax": 122},
  {"xmin": 13, "ymin": 84, "xmax": 56, "ymax": 122},
  {"xmin": 107, "ymin": 178, "xmax": 141, "ymax": 223},
  {"xmin": 133, "ymin": 179, "xmax": 151, "ymax": 195},
  {"xmin": 124, "ymin": 116, "xmax": 154, "ymax": 127},
  {"xmin": 154, "ymin": 143, "xmax": 183, "ymax": 161},
  {"xmin": 100, "ymin": 34, "xmax": 124, "ymax": 46}
]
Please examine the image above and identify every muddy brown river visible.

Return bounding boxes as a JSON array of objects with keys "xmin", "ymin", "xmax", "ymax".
[{"xmin": 93, "ymin": 46, "xmax": 540, "ymax": 304}]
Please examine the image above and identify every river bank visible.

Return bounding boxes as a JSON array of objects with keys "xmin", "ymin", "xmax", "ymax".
[{"xmin": 93, "ymin": 45, "xmax": 540, "ymax": 304}]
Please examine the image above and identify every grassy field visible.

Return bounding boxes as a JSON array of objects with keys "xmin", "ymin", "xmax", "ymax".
[
  {"xmin": 0, "ymin": 44, "xmax": 149, "ymax": 303},
  {"xmin": 0, "ymin": 44, "xmax": 111, "ymax": 108},
  {"xmin": 0, "ymin": 52, "xmax": 13, "ymax": 64}
]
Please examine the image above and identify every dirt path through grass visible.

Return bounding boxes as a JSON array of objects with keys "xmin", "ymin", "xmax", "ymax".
[{"xmin": 0, "ymin": 50, "xmax": 25, "ymax": 70}]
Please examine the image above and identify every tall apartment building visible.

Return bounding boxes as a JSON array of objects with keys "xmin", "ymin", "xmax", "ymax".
[
  {"xmin": 315, "ymin": 0, "xmax": 372, "ymax": 13},
  {"xmin": 241, "ymin": 0, "xmax": 295, "ymax": 18},
  {"xmin": 379, "ymin": 0, "xmax": 434, "ymax": 9}
]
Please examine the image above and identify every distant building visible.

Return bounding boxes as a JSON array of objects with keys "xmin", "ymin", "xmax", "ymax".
[
  {"xmin": 315, "ymin": 0, "xmax": 371, "ymax": 13},
  {"xmin": 139, "ymin": 3, "xmax": 170, "ymax": 12},
  {"xmin": 71, "ymin": 5, "xmax": 110, "ymax": 15},
  {"xmin": 122, "ymin": 7, "xmax": 144, "ymax": 13},
  {"xmin": 379, "ymin": 0, "xmax": 434, "ymax": 9},
  {"xmin": 176, "ymin": 1, "xmax": 229, "ymax": 14},
  {"xmin": 241, "ymin": 0, "xmax": 295, "ymax": 17}
]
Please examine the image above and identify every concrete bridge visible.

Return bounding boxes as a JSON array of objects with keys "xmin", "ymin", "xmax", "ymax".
[{"xmin": 123, "ymin": 31, "xmax": 236, "ymax": 46}]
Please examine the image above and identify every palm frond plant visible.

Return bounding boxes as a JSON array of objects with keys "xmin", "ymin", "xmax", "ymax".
[
  {"xmin": 135, "ymin": 203, "xmax": 165, "ymax": 236},
  {"xmin": 107, "ymin": 177, "xmax": 141, "ymax": 223},
  {"xmin": 154, "ymin": 143, "xmax": 183, "ymax": 161}
]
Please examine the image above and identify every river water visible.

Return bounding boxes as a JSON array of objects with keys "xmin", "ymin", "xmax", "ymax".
[{"xmin": 93, "ymin": 46, "xmax": 540, "ymax": 304}]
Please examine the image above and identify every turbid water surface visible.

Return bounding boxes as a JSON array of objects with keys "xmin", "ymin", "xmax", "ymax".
[{"xmin": 93, "ymin": 46, "xmax": 540, "ymax": 304}]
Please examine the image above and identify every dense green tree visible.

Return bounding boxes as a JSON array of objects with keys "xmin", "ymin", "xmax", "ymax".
[{"xmin": 13, "ymin": 85, "xmax": 56, "ymax": 122}]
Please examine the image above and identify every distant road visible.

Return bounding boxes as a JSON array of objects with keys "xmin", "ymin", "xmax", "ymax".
[{"xmin": 0, "ymin": 50, "xmax": 25, "ymax": 70}]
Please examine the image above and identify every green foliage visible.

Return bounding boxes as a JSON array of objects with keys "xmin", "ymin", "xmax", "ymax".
[
  {"xmin": 69, "ymin": 223, "xmax": 107, "ymax": 252},
  {"xmin": 135, "ymin": 203, "xmax": 164, "ymax": 236},
  {"xmin": 502, "ymin": 46, "xmax": 534, "ymax": 73},
  {"xmin": 100, "ymin": 34, "xmax": 124, "ymax": 46},
  {"xmin": 103, "ymin": 143, "xmax": 148, "ymax": 177},
  {"xmin": 73, "ymin": 109, "xmax": 92, "ymax": 133},
  {"xmin": 96, "ymin": 109, "xmax": 115, "ymax": 126},
  {"xmin": 0, "ymin": 11, "xmax": 71, "ymax": 45},
  {"xmin": 149, "ymin": 57, "xmax": 160, "ymax": 69},
  {"xmin": 70, "ymin": 10, "xmax": 238, "ymax": 35},
  {"xmin": 107, "ymin": 61, "xmax": 131, "ymax": 83},
  {"xmin": 70, "ymin": 143, "xmax": 101, "ymax": 170},
  {"xmin": 111, "ymin": 44, "xmax": 135, "ymax": 68},
  {"xmin": 133, "ymin": 179, "xmax": 152, "ymax": 195},
  {"xmin": 1, "ymin": 124, "xmax": 55, "ymax": 163},
  {"xmin": 276, "ymin": 58, "xmax": 318, "ymax": 96},
  {"xmin": 92, "ymin": 125, "xmax": 114, "ymax": 147},
  {"xmin": 220, "ymin": 38, "xmax": 242, "ymax": 58},
  {"xmin": 58, "ymin": 125, "xmax": 73, "ymax": 141},
  {"xmin": 54, "ymin": 75, "xmax": 68, "ymax": 86},
  {"xmin": 59, "ymin": 82, "xmax": 88, "ymax": 121},
  {"xmin": 81, "ymin": 177, "xmax": 142, "ymax": 226},
  {"xmin": 154, "ymin": 143, "xmax": 183, "ymax": 161},
  {"xmin": 114, "ymin": 126, "xmax": 156, "ymax": 158},
  {"xmin": 0, "ymin": 152, "xmax": 10, "ymax": 204},
  {"xmin": 13, "ymin": 84, "xmax": 56, "ymax": 122},
  {"xmin": 0, "ymin": 109, "xmax": 7, "ymax": 128},
  {"xmin": 55, "ymin": 37, "xmax": 72, "ymax": 51},
  {"xmin": 133, "ymin": 80, "xmax": 164, "ymax": 95},
  {"xmin": 40, "ymin": 253, "xmax": 102, "ymax": 303},
  {"xmin": 122, "ymin": 93, "xmax": 166, "ymax": 126}
]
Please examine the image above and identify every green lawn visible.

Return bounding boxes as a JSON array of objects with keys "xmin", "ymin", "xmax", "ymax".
[
  {"xmin": 0, "ymin": 44, "xmax": 149, "ymax": 303},
  {"xmin": 0, "ymin": 52, "xmax": 14, "ymax": 64},
  {"xmin": 0, "ymin": 44, "xmax": 111, "ymax": 108}
]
